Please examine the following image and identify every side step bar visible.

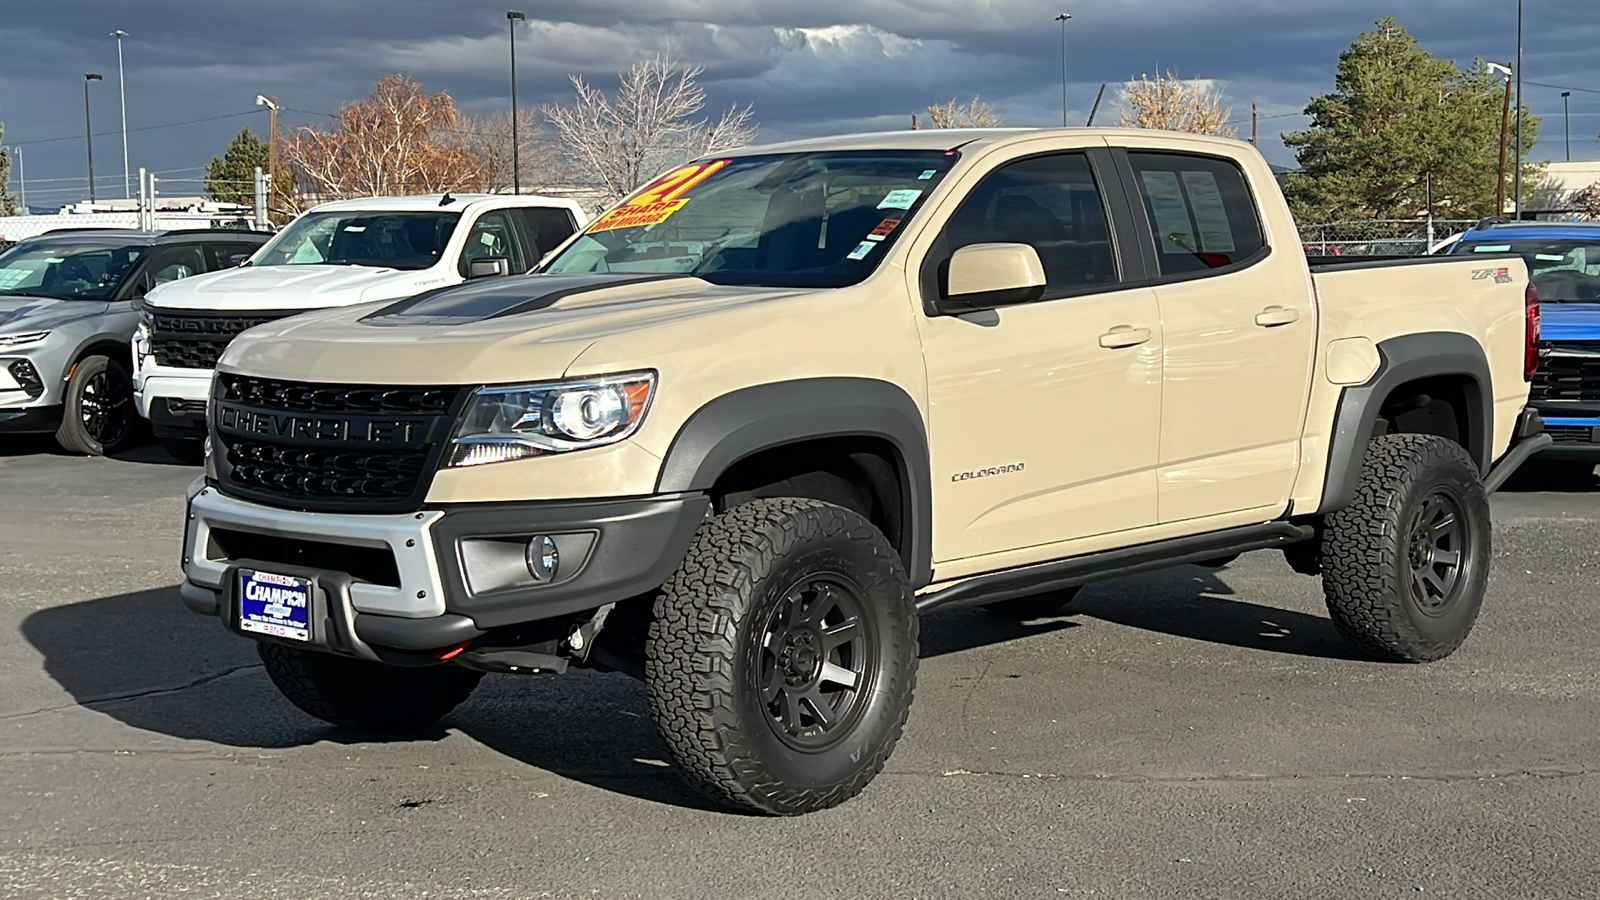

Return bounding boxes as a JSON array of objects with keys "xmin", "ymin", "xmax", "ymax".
[{"xmin": 915, "ymin": 521, "xmax": 1315, "ymax": 614}]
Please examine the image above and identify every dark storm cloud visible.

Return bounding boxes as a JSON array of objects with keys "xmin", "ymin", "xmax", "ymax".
[{"xmin": 1, "ymin": 1, "xmax": 1597, "ymax": 206}]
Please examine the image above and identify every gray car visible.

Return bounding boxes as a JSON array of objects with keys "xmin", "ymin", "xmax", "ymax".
[{"xmin": 0, "ymin": 228, "xmax": 270, "ymax": 455}]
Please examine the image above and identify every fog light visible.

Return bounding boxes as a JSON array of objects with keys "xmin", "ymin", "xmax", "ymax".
[{"xmin": 525, "ymin": 535, "xmax": 559, "ymax": 582}]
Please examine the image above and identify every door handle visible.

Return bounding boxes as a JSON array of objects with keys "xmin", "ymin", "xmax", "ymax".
[
  {"xmin": 1098, "ymin": 325, "xmax": 1152, "ymax": 349},
  {"xmin": 1255, "ymin": 306, "xmax": 1300, "ymax": 327}
]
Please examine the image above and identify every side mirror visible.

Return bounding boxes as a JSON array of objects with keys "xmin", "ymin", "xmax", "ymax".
[
  {"xmin": 226, "ymin": 253, "xmax": 252, "ymax": 267},
  {"xmin": 937, "ymin": 242, "xmax": 1046, "ymax": 314},
  {"xmin": 467, "ymin": 256, "xmax": 511, "ymax": 279}
]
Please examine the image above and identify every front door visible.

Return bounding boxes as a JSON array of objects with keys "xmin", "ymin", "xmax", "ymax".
[
  {"xmin": 917, "ymin": 150, "xmax": 1164, "ymax": 565},
  {"xmin": 1117, "ymin": 149, "xmax": 1318, "ymax": 523}
]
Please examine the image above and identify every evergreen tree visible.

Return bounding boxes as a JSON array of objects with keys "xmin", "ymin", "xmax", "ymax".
[
  {"xmin": 1283, "ymin": 18, "xmax": 1539, "ymax": 222},
  {"xmin": 204, "ymin": 128, "xmax": 269, "ymax": 204}
]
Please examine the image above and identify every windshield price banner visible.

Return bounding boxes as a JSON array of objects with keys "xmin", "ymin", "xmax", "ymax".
[{"xmin": 587, "ymin": 160, "xmax": 729, "ymax": 232}]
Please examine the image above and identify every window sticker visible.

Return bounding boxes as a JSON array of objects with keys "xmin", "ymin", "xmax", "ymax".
[
  {"xmin": 1472, "ymin": 244, "xmax": 1512, "ymax": 252},
  {"xmin": 586, "ymin": 160, "xmax": 730, "ymax": 233},
  {"xmin": 1140, "ymin": 171, "xmax": 1196, "ymax": 254},
  {"xmin": 1534, "ymin": 254, "xmax": 1566, "ymax": 261},
  {"xmin": 865, "ymin": 217, "xmax": 902, "ymax": 242},
  {"xmin": 1179, "ymin": 170, "xmax": 1236, "ymax": 253},
  {"xmin": 918, "ymin": 169, "xmax": 938, "ymax": 180},
  {"xmin": 846, "ymin": 241, "xmax": 876, "ymax": 260},
  {"xmin": 878, "ymin": 189, "xmax": 923, "ymax": 210},
  {"xmin": 342, "ymin": 225, "xmax": 367, "ymax": 232}
]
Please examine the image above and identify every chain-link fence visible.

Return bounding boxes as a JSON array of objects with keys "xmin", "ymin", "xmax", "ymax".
[{"xmin": 1297, "ymin": 219, "xmax": 1478, "ymax": 258}]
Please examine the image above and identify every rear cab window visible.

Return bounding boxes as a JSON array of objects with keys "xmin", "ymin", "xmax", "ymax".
[{"xmin": 1126, "ymin": 152, "xmax": 1266, "ymax": 277}]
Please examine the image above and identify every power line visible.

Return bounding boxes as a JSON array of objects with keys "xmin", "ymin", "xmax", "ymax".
[
  {"xmin": 1524, "ymin": 80, "xmax": 1600, "ymax": 96},
  {"xmin": 10, "ymin": 109, "xmax": 262, "ymax": 148}
]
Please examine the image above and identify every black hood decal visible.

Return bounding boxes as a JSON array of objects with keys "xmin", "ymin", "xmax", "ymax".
[{"xmin": 358, "ymin": 273, "xmax": 699, "ymax": 326}]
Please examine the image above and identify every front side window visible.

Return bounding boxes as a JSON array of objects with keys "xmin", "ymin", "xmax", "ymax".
[
  {"xmin": 458, "ymin": 211, "xmax": 527, "ymax": 275},
  {"xmin": 540, "ymin": 151, "xmax": 957, "ymax": 288},
  {"xmin": 1453, "ymin": 238, "xmax": 1600, "ymax": 303},
  {"xmin": 937, "ymin": 152, "xmax": 1121, "ymax": 298},
  {"xmin": 0, "ymin": 240, "xmax": 146, "ymax": 301},
  {"xmin": 135, "ymin": 244, "xmax": 208, "ymax": 296},
  {"xmin": 1127, "ymin": 152, "xmax": 1265, "ymax": 276},
  {"xmin": 251, "ymin": 211, "xmax": 462, "ymax": 271}
]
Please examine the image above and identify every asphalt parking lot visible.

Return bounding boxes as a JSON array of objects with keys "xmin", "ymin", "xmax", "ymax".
[{"xmin": 3, "ymin": 438, "xmax": 1599, "ymax": 899}]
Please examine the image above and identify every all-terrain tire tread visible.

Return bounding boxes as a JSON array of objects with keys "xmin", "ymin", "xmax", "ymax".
[{"xmin": 645, "ymin": 498, "xmax": 917, "ymax": 815}]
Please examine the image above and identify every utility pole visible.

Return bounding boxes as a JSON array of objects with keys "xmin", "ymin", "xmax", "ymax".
[
  {"xmin": 1563, "ymin": 91, "xmax": 1572, "ymax": 162},
  {"xmin": 1513, "ymin": 0, "xmax": 1524, "ymax": 218},
  {"xmin": 83, "ymin": 73, "xmax": 103, "ymax": 205},
  {"xmin": 112, "ymin": 29, "xmax": 130, "ymax": 198},
  {"xmin": 1056, "ymin": 13, "xmax": 1072, "ymax": 127},
  {"xmin": 1490, "ymin": 63, "xmax": 1513, "ymax": 214},
  {"xmin": 507, "ymin": 11, "xmax": 526, "ymax": 193},
  {"xmin": 255, "ymin": 95, "xmax": 278, "ymax": 218}
]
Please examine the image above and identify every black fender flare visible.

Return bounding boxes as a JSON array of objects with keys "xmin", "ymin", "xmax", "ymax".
[
  {"xmin": 655, "ymin": 377, "xmax": 934, "ymax": 588},
  {"xmin": 1317, "ymin": 331, "xmax": 1493, "ymax": 514}
]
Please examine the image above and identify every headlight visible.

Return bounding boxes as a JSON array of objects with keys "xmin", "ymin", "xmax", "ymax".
[
  {"xmin": 446, "ymin": 371, "xmax": 656, "ymax": 467},
  {"xmin": 0, "ymin": 331, "xmax": 50, "ymax": 349},
  {"xmin": 131, "ymin": 295, "xmax": 155, "ymax": 328}
]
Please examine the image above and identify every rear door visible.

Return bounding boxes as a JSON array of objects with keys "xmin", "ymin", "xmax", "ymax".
[
  {"xmin": 511, "ymin": 207, "xmax": 579, "ymax": 263},
  {"xmin": 917, "ymin": 148, "xmax": 1164, "ymax": 563},
  {"xmin": 1113, "ymin": 148, "xmax": 1317, "ymax": 523}
]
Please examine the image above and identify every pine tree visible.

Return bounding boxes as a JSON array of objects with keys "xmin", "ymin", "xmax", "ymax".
[
  {"xmin": 1282, "ymin": 17, "xmax": 1540, "ymax": 222},
  {"xmin": 205, "ymin": 128, "xmax": 267, "ymax": 204}
]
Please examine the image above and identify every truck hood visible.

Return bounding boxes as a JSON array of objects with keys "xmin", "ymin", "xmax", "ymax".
[
  {"xmin": 145, "ymin": 263, "xmax": 455, "ymax": 312},
  {"xmin": 219, "ymin": 273, "xmax": 813, "ymax": 385},
  {"xmin": 0, "ymin": 295, "xmax": 108, "ymax": 332},
  {"xmin": 1540, "ymin": 303, "xmax": 1600, "ymax": 343}
]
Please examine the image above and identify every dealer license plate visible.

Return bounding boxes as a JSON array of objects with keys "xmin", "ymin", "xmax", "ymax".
[{"xmin": 238, "ymin": 570, "xmax": 312, "ymax": 642}]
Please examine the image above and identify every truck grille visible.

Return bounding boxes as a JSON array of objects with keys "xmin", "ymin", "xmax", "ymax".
[
  {"xmin": 211, "ymin": 374, "xmax": 467, "ymax": 512},
  {"xmin": 1546, "ymin": 424, "xmax": 1598, "ymax": 445},
  {"xmin": 150, "ymin": 310, "xmax": 302, "ymax": 370},
  {"xmin": 1532, "ymin": 344, "xmax": 1600, "ymax": 403}
]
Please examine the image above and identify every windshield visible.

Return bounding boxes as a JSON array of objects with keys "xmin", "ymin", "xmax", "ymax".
[
  {"xmin": 1454, "ymin": 238, "xmax": 1600, "ymax": 303},
  {"xmin": 539, "ymin": 150, "xmax": 957, "ymax": 288},
  {"xmin": 251, "ymin": 210, "xmax": 463, "ymax": 271},
  {"xmin": 0, "ymin": 240, "xmax": 146, "ymax": 301}
]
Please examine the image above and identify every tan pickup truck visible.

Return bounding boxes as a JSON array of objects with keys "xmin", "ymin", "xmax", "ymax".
[{"xmin": 179, "ymin": 128, "xmax": 1548, "ymax": 815}]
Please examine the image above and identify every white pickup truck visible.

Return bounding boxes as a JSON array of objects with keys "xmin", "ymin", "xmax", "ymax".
[{"xmin": 133, "ymin": 193, "xmax": 587, "ymax": 461}]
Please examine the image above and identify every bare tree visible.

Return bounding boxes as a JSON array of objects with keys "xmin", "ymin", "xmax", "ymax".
[
  {"xmin": 1118, "ymin": 72, "xmax": 1237, "ymax": 138},
  {"xmin": 286, "ymin": 74, "xmax": 493, "ymax": 200},
  {"xmin": 1572, "ymin": 181, "xmax": 1600, "ymax": 220},
  {"xmin": 458, "ymin": 107, "xmax": 558, "ymax": 193},
  {"xmin": 923, "ymin": 96, "xmax": 1002, "ymax": 129},
  {"xmin": 541, "ymin": 53, "xmax": 757, "ymax": 204}
]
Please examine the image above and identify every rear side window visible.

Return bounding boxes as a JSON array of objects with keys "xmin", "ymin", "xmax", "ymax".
[
  {"xmin": 939, "ymin": 152, "xmax": 1121, "ymax": 298},
  {"xmin": 513, "ymin": 207, "xmax": 578, "ymax": 258},
  {"xmin": 1127, "ymin": 152, "xmax": 1264, "ymax": 276},
  {"xmin": 204, "ymin": 242, "xmax": 263, "ymax": 271}
]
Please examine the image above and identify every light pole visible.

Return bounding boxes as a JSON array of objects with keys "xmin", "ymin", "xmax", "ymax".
[
  {"xmin": 1513, "ymin": 0, "xmax": 1524, "ymax": 218},
  {"xmin": 1562, "ymin": 91, "xmax": 1572, "ymax": 162},
  {"xmin": 255, "ymin": 95, "xmax": 278, "ymax": 217},
  {"xmin": 11, "ymin": 146, "xmax": 24, "ymax": 213},
  {"xmin": 112, "ymin": 29, "xmax": 130, "ymax": 198},
  {"xmin": 83, "ymin": 73, "xmax": 103, "ymax": 204},
  {"xmin": 507, "ymin": 10, "xmax": 525, "ymax": 194},
  {"xmin": 1055, "ymin": 13, "xmax": 1072, "ymax": 127}
]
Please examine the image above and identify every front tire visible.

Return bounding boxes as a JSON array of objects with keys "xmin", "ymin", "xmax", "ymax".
[
  {"xmin": 1320, "ymin": 434, "xmax": 1491, "ymax": 662},
  {"xmin": 55, "ymin": 355, "xmax": 135, "ymax": 456},
  {"xmin": 646, "ymin": 498, "xmax": 918, "ymax": 815},
  {"xmin": 257, "ymin": 643, "xmax": 483, "ymax": 730}
]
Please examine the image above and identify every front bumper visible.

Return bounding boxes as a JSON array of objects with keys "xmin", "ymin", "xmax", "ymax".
[
  {"xmin": 180, "ymin": 479, "xmax": 709, "ymax": 657},
  {"xmin": 136, "ymin": 367, "xmax": 211, "ymax": 422},
  {"xmin": 0, "ymin": 404, "xmax": 63, "ymax": 434}
]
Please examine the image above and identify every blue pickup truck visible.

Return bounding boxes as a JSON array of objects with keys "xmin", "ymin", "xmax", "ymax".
[{"xmin": 1449, "ymin": 220, "xmax": 1600, "ymax": 480}]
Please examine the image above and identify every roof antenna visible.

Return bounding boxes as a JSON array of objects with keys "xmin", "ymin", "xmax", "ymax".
[{"xmin": 439, "ymin": 192, "xmax": 455, "ymax": 207}]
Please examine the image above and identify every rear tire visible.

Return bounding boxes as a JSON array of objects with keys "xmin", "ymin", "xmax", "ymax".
[
  {"xmin": 1320, "ymin": 434, "xmax": 1491, "ymax": 662},
  {"xmin": 646, "ymin": 498, "xmax": 918, "ymax": 815},
  {"xmin": 257, "ymin": 643, "xmax": 482, "ymax": 730},
  {"xmin": 982, "ymin": 586, "xmax": 1082, "ymax": 619},
  {"xmin": 55, "ymin": 355, "xmax": 134, "ymax": 456},
  {"xmin": 159, "ymin": 437, "xmax": 206, "ymax": 465}
]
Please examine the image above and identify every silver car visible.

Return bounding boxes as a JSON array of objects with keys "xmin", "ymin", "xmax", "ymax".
[{"xmin": 0, "ymin": 228, "xmax": 270, "ymax": 455}]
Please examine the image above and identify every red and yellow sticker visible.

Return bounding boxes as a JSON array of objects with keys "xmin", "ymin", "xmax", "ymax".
[{"xmin": 586, "ymin": 160, "xmax": 729, "ymax": 233}]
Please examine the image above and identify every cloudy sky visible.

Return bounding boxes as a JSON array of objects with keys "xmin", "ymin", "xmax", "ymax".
[{"xmin": 1, "ymin": 0, "xmax": 1597, "ymax": 208}]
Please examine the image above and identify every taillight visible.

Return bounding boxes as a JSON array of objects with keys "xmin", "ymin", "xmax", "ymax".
[{"xmin": 1524, "ymin": 282, "xmax": 1541, "ymax": 381}]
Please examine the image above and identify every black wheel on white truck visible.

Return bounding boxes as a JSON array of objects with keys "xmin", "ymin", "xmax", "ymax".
[
  {"xmin": 1319, "ymin": 433, "xmax": 1492, "ymax": 663},
  {"xmin": 645, "ymin": 498, "xmax": 919, "ymax": 815}
]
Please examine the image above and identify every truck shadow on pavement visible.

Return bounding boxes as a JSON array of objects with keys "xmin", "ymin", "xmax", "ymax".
[{"xmin": 22, "ymin": 567, "xmax": 1361, "ymax": 810}]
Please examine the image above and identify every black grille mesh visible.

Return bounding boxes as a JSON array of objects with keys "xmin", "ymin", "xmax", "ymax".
[
  {"xmin": 150, "ymin": 311, "xmax": 297, "ymax": 370},
  {"xmin": 1532, "ymin": 346, "xmax": 1600, "ymax": 403},
  {"xmin": 1546, "ymin": 424, "xmax": 1596, "ymax": 445}
]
